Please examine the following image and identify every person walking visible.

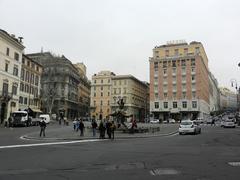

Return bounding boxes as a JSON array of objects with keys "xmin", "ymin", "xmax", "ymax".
[
  {"xmin": 79, "ymin": 119, "xmax": 85, "ymax": 136},
  {"xmin": 73, "ymin": 118, "xmax": 77, "ymax": 131},
  {"xmin": 39, "ymin": 119, "xmax": 46, "ymax": 137},
  {"xmin": 91, "ymin": 119, "xmax": 98, "ymax": 137},
  {"xmin": 110, "ymin": 121, "xmax": 116, "ymax": 140},
  {"xmin": 76, "ymin": 118, "xmax": 80, "ymax": 132}
]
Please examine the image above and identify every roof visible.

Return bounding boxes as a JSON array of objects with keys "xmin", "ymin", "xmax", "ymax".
[{"xmin": 0, "ymin": 29, "xmax": 25, "ymax": 50}]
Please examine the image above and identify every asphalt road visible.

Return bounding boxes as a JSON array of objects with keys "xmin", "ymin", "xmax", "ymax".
[{"xmin": 0, "ymin": 125, "xmax": 240, "ymax": 180}]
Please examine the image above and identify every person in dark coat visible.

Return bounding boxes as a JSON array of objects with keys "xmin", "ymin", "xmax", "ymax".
[
  {"xmin": 39, "ymin": 119, "xmax": 47, "ymax": 137},
  {"xmin": 99, "ymin": 120, "xmax": 106, "ymax": 139},
  {"xmin": 106, "ymin": 120, "xmax": 112, "ymax": 139},
  {"xmin": 110, "ymin": 121, "xmax": 116, "ymax": 140},
  {"xmin": 79, "ymin": 119, "xmax": 85, "ymax": 136},
  {"xmin": 91, "ymin": 120, "xmax": 98, "ymax": 137}
]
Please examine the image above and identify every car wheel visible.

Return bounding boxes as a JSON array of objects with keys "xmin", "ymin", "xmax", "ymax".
[{"xmin": 179, "ymin": 132, "xmax": 182, "ymax": 135}]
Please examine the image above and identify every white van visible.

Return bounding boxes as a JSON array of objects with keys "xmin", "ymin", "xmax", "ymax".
[{"xmin": 39, "ymin": 114, "xmax": 51, "ymax": 124}]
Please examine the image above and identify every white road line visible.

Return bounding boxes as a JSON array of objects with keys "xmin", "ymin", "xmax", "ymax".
[{"xmin": 0, "ymin": 139, "xmax": 104, "ymax": 149}]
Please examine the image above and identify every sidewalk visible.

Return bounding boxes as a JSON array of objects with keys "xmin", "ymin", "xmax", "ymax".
[{"xmin": 22, "ymin": 122, "xmax": 179, "ymax": 141}]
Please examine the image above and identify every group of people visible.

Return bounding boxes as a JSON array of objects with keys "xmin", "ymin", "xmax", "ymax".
[
  {"xmin": 98, "ymin": 120, "xmax": 116, "ymax": 139},
  {"xmin": 73, "ymin": 118, "xmax": 85, "ymax": 136}
]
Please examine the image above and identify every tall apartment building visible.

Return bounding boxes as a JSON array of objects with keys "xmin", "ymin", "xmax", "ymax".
[
  {"xmin": 90, "ymin": 71, "xmax": 115, "ymax": 120},
  {"xmin": 149, "ymin": 41, "xmax": 211, "ymax": 121},
  {"xmin": 27, "ymin": 52, "xmax": 81, "ymax": 120},
  {"xmin": 111, "ymin": 75, "xmax": 149, "ymax": 122},
  {"xmin": 74, "ymin": 63, "xmax": 91, "ymax": 117},
  {"xmin": 0, "ymin": 29, "xmax": 25, "ymax": 124},
  {"xmin": 19, "ymin": 54, "xmax": 43, "ymax": 116}
]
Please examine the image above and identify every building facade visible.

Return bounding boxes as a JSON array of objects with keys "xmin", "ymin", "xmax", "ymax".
[
  {"xmin": 90, "ymin": 71, "xmax": 115, "ymax": 120},
  {"xmin": 111, "ymin": 75, "xmax": 149, "ymax": 122},
  {"xmin": 19, "ymin": 54, "xmax": 42, "ymax": 116},
  {"xmin": 74, "ymin": 63, "xmax": 91, "ymax": 118},
  {"xmin": 219, "ymin": 87, "xmax": 238, "ymax": 111},
  {"xmin": 149, "ymin": 41, "xmax": 211, "ymax": 121},
  {"xmin": 209, "ymin": 72, "xmax": 220, "ymax": 114},
  {"xmin": 0, "ymin": 29, "xmax": 24, "ymax": 124},
  {"xmin": 27, "ymin": 52, "xmax": 81, "ymax": 120}
]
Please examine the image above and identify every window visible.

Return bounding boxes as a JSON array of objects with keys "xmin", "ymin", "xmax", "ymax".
[
  {"xmin": 25, "ymin": 84, "xmax": 29, "ymax": 93},
  {"xmin": 114, "ymin": 88, "xmax": 116, "ymax": 94},
  {"xmin": 24, "ymin": 97, "xmax": 28, "ymax": 105},
  {"xmin": 5, "ymin": 63, "xmax": 9, "ymax": 72},
  {"xmin": 191, "ymin": 59, "xmax": 195, "ymax": 66},
  {"xmin": 93, "ymin": 101, "xmax": 96, "ymax": 106},
  {"xmin": 173, "ymin": 92, "xmax": 177, "ymax": 98},
  {"xmin": 163, "ymin": 62, "xmax": 167, "ymax": 68},
  {"xmin": 182, "ymin": 92, "xmax": 186, "ymax": 98},
  {"xmin": 94, "ymin": 92, "xmax": 96, "ymax": 97},
  {"xmin": 19, "ymin": 96, "xmax": 23, "ymax": 104},
  {"xmin": 192, "ymin": 101, "xmax": 197, "ymax": 108},
  {"xmin": 31, "ymin": 63, "xmax": 35, "ymax": 69},
  {"xmin": 94, "ymin": 80, "xmax": 96, "ymax": 84},
  {"xmin": 181, "ymin": 60, "xmax": 186, "ymax": 66},
  {"xmin": 6, "ymin": 47, "xmax": 10, "ymax": 56},
  {"xmin": 154, "ymin": 102, "xmax": 159, "ymax": 109},
  {"xmin": 124, "ymin": 88, "xmax": 127, "ymax": 94},
  {"xmin": 173, "ymin": 102, "xmax": 177, "ymax": 108},
  {"xmin": 100, "ymin": 100, "xmax": 103, "ymax": 106},
  {"xmin": 164, "ymin": 102, "xmax": 168, "ymax": 108},
  {"xmin": 155, "ymin": 93, "xmax": 158, "ymax": 98},
  {"xmin": 192, "ymin": 67, "xmax": 195, "ymax": 72},
  {"xmin": 165, "ymin": 50, "xmax": 169, "ymax": 57},
  {"xmin": 101, "ymin": 79, "xmax": 103, "ymax": 84},
  {"xmin": 13, "ymin": 66, "xmax": 18, "ymax": 76},
  {"xmin": 108, "ymin": 92, "xmax": 110, "ymax": 96},
  {"xmin": 20, "ymin": 83, "xmax": 24, "ymax": 91},
  {"xmin": 174, "ymin": 49, "xmax": 179, "ymax": 56},
  {"xmin": 30, "ymin": 74, "xmax": 34, "ymax": 84},
  {"xmin": 184, "ymin": 48, "xmax": 188, "ymax": 55},
  {"xmin": 195, "ymin": 47, "xmax": 200, "ymax": 54},
  {"xmin": 182, "ymin": 101, "xmax": 187, "ymax": 108},
  {"xmin": 14, "ymin": 52, "xmax": 19, "ymax": 61},
  {"xmin": 12, "ymin": 85, "xmax": 17, "ymax": 95},
  {"xmin": 118, "ymin": 88, "xmax": 121, "ymax": 94},
  {"xmin": 182, "ymin": 67, "xmax": 186, "ymax": 73},
  {"xmin": 164, "ymin": 93, "xmax": 167, "ymax": 98},
  {"xmin": 2, "ymin": 83, "xmax": 8, "ymax": 96},
  {"xmin": 192, "ymin": 75, "xmax": 195, "ymax": 81},
  {"xmin": 172, "ymin": 68, "xmax": 176, "ymax": 74},
  {"xmin": 172, "ymin": 61, "xmax": 176, "ymax": 67},
  {"xmin": 22, "ymin": 57, "xmax": 25, "ymax": 64},
  {"xmin": 35, "ymin": 76, "xmax": 39, "ymax": 86},
  {"xmin": 124, "ymin": 80, "xmax": 127, "ymax": 85},
  {"xmin": 119, "ymin": 81, "xmax": 121, "ymax": 85},
  {"xmin": 25, "ymin": 71, "xmax": 29, "ymax": 82},
  {"xmin": 108, "ymin": 100, "xmax": 110, "ymax": 105},
  {"xmin": 101, "ymin": 92, "xmax": 103, "ymax": 97},
  {"xmin": 163, "ymin": 69, "xmax": 167, "ymax": 74},
  {"xmin": 192, "ymin": 91, "xmax": 196, "ymax": 98},
  {"xmin": 36, "ymin": 66, "xmax": 39, "ymax": 72},
  {"xmin": 21, "ymin": 69, "xmax": 25, "ymax": 80},
  {"xmin": 27, "ymin": 61, "xmax": 30, "ymax": 66},
  {"xmin": 101, "ymin": 86, "xmax": 103, "ymax": 91},
  {"xmin": 108, "ymin": 79, "xmax": 110, "ymax": 83}
]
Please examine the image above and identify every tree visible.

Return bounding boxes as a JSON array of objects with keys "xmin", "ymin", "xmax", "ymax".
[{"xmin": 42, "ymin": 85, "xmax": 57, "ymax": 116}]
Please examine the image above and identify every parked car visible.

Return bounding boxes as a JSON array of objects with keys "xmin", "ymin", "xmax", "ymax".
[
  {"xmin": 150, "ymin": 119, "xmax": 160, "ymax": 124},
  {"xmin": 169, "ymin": 118, "xmax": 176, "ymax": 123},
  {"xmin": 179, "ymin": 120, "xmax": 201, "ymax": 135}
]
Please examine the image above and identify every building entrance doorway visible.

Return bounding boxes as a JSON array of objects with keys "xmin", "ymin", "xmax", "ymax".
[
  {"xmin": 99, "ymin": 114, "xmax": 102, "ymax": 120},
  {"xmin": 0, "ymin": 103, "xmax": 7, "ymax": 124}
]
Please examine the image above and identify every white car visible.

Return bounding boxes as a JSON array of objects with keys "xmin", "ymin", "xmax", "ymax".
[
  {"xmin": 150, "ymin": 119, "xmax": 160, "ymax": 124},
  {"xmin": 222, "ymin": 119, "xmax": 235, "ymax": 128},
  {"xmin": 169, "ymin": 119, "xmax": 176, "ymax": 123},
  {"xmin": 179, "ymin": 120, "xmax": 201, "ymax": 135}
]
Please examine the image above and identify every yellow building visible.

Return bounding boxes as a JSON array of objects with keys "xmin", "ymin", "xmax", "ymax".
[{"xmin": 90, "ymin": 71, "xmax": 115, "ymax": 120}]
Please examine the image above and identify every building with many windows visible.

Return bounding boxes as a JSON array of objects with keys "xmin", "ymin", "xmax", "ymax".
[
  {"xmin": 90, "ymin": 71, "xmax": 115, "ymax": 120},
  {"xmin": 0, "ymin": 29, "xmax": 25, "ymax": 124},
  {"xmin": 149, "ymin": 41, "xmax": 213, "ymax": 121},
  {"xmin": 19, "ymin": 54, "xmax": 42, "ymax": 116},
  {"xmin": 111, "ymin": 75, "xmax": 149, "ymax": 122},
  {"xmin": 219, "ymin": 87, "xmax": 238, "ymax": 111},
  {"xmin": 27, "ymin": 52, "xmax": 81, "ymax": 120}
]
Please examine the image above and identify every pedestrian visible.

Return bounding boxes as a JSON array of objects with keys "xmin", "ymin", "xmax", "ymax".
[
  {"xmin": 39, "ymin": 119, "xmax": 46, "ymax": 137},
  {"xmin": 211, "ymin": 118, "xmax": 215, "ymax": 126},
  {"xmin": 110, "ymin": 121, "xmax": 116, "ymax": 140},
  {"xmin": 92, "ymin": 119, "xmax": 98, "ymax": 137},
  {"xmin": 106, "ymin": 120, "xmax": 112, "ymax": 139},
  {"xmin": 99, "ymin": 120, "xmax": 106, "ymax": 139},
  {"xmin": 76, "ymin": 118, "xmax": 80, "ymax": 132},
  {"xmin": 79, "ymin": 119, "xmax": 85, "ymax": 136},
  {"xmin": 8, "ymin": 116, "xmax": 13, "ymax": 128},
  {"xmin": 73, "ymin": 118, "xmax": 77, "ymax": 131}
]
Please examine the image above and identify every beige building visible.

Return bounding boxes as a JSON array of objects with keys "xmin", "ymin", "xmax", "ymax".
[
  {"xmin": 19, "ymin": 54, "xmax": 43, "ymax": 116},
  {"xmin": 90, "ymin": 71, "xmax": 115, "ymax": 120},
  {"xmin": 74, "ymin": 63, "xmax": 91, "ymax": 117},
  {"xmin": 111, "ymin": 75, "xmax": 149, "ymax": 122},
  {"xmin": 149, "ymin": 41, "xmax": 212, "ymax": 121},
  {"xmin": 219, "ymin": 87, "xmax": 238, "ymax": 111},
  {"xmin": 0, "ymin": 29, "xmax": 25, "ymax": 124}
]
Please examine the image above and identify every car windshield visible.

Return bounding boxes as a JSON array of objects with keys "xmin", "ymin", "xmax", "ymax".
[
  {"xmin": 181, "ymin": 121, "xmax": 192, "ymax": 125},
  {"xmin": 12, "ymin": 113, "xmax": 27, "ymax": 117}
]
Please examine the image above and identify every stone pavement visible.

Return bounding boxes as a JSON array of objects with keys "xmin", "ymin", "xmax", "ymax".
[{"xmin": 22, "ymin": 122, "xmax": 179, "ymax": 141}]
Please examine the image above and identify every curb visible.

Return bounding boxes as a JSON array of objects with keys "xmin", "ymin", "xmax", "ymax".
[{"xmin": 21, "ymin": 130, "xmax": 178, "ymax": 141}]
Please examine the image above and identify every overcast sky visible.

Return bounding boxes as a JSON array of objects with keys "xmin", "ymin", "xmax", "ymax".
[{"xmin": 1, "ymin": 0, "xmax": 240, "ymax": 90}]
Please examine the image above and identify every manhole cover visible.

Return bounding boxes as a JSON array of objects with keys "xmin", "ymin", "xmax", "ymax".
[
  {"xmin": 228, "ymin": 162, "xmax": 240, "ymax": 167},
  {"xmin": 150, "ymin": 168, "xmax": 180, "ymax": 176}
]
